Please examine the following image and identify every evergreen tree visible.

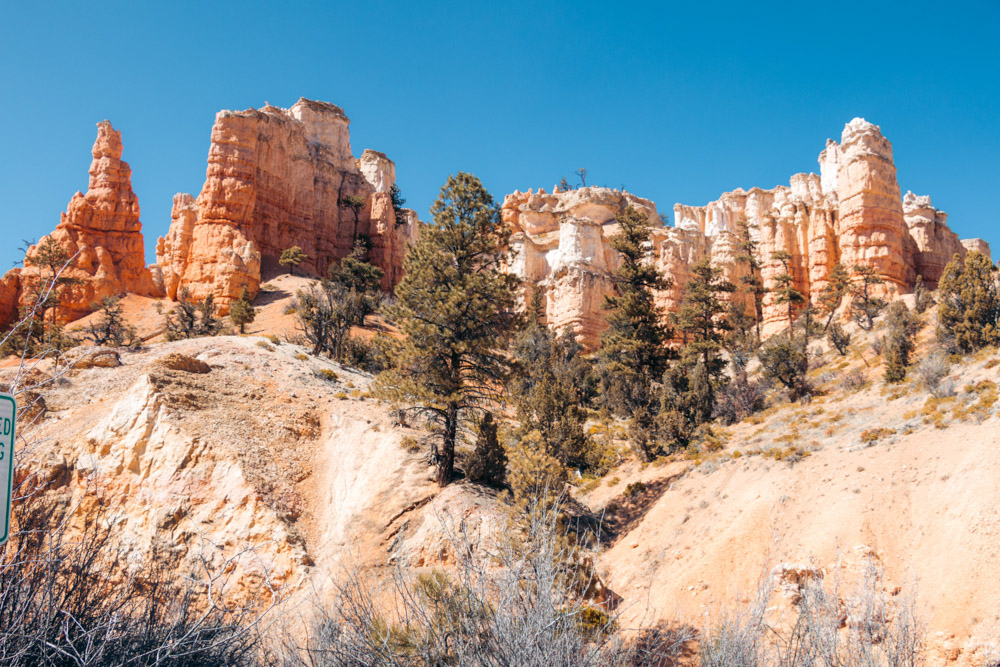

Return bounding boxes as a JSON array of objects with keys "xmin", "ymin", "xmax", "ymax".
[
  {"xmin": 377, "ymin": 172, "xmax": 520, "ymax": 486},
  {"xmin": 883, "ymin": 301, "xmax": 919, "ymax": 383},
  {"xmin": 598, "ymin": 205, "xmax": 672, "ymax": 419},
  {"xmin": 294, "ymin": 280, "xmax": 353, "ymax": 358},
  {"xmin": 735, "ymin": 216, "xmax": 767, "ymax": 340},
  {"xmin": 466, "ymin": 412, "xmax": 507, "ymax": 488},
  {"xmin": 913, "ymin": 274, "xmax": 934, "ymax": 314},
  {"xmin": 674, "ymin": 256, "xmax": 735, "ymax": 379},
  {"xmin": 164, "ymin": 288, "xmax": 222, "ymax": 340},
  {"xmin": 758, "ymin": 333, "xmax": 809, "ymax": 399},
  {"xmin": 850, "ymin": 264, "xmax": 887, "ymax": 331},
  {"xmin": 84, "ymin": 296, "xmax": 137, "ymax": 346},
  {"xmin": 818, "ymin": 263, "xmax": 851, "ymax": 331},
  {"xmin": 509, "ymin": 306, "xmax": 593, "ymax": 471},
  {"xmin": 279, "ymin": 246, "xmax": 307, "ymax": 276},
  {"xmin": 328, "ymin": 239, "xmax": 384, "ymax": 327},
  {"xmin": 340, "ymin": 194, "xmax": 368, "ymax": 243},
  {"xmin": 770, "ymin": 251, "xmax": 805, "ymax": 335},
  {"xmin": 936, "ymin": 252, "xmax": 1000, "ymax": 353},
  {"xmin": 228, "ymin": 287, "xmax": 257, "ymax": 334},
  {"xmin": 22, "ymin": 236, "xmax": 82, "ymax": 347},
  {"xmin": 827, "ymin": 321, "xmax": 851, "ymax": 355},
  {"xmin": 390, "ymin": 184, "xmax": 408, "ymax": 226}
]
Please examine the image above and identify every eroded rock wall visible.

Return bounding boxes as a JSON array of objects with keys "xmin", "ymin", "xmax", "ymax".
[
  {"xmin": 505, "ymin": 118, "xmax": 991, "ymax": 348},
  {"xmin": 152, "ymin": 98, "xmax": 418, "ymax": 311}
]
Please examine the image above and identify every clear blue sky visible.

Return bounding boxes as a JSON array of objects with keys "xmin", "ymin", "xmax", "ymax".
[{"xmin": 1, "ymin": 1, "xmax": 997, "ymax": 272}]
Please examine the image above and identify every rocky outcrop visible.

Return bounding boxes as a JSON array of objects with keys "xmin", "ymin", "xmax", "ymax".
[
  {"xmin": 0, "ymin": 122, "xmax": 159, "ymax": 330},
  {"xmin": 504, "ymin": 187, "xmax": 658, "ymax": 343},
  {"xmin": 902, "ymin": 191, "xmax": 967, "ymax": 287},
  {"xmin": 151, "ymin": 99, "xmax": 419, "ymax": 311},
  {"xmin": 505, "ymin": 118, "xmax": 991, "ymax": 347},
  {"xmin": 835, "ymin": 118, "xmax": 907, "ymax": 293}
]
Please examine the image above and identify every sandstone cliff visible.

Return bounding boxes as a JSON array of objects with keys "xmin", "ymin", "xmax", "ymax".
[
  {"xmin": 151, "ymin": 99, "xmax": 419, "ymax": 312},
  {"xmin": 0, "ymin": 121, "xmax": 158, "ymax": 329},
  {"xmin": 505, "ymin": 118, "xmax": 991, "ymax": 347}
]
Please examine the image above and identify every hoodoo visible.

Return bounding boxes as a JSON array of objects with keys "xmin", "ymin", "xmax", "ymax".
[
  {"xmin": 504, "ymin": 118, "xmax": 990, "ymax": 348},
  {"xmin": 0, "ymin": 121, "xmax": 158, "ymax": 329},
  {"xmin": 151, "ymin": 98, "xmax": 418, "ymax": 312}
]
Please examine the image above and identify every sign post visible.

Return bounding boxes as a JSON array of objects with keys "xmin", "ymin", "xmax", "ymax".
[{"xmin": 0, "ymin": 393, "xmax": 15, "ymax": 546}]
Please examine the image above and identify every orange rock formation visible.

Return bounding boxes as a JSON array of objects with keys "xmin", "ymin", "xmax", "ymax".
[
  {"xmin": 0, "ymin": 121, "xmax": 158, "ymax": 329},
  {"xmin": 151, "ymin": 99, "xmax": 418, "ymax": 312},
  {"xmin": 504, "ymin": 118, "xmax": 991, "ymax": 348}
]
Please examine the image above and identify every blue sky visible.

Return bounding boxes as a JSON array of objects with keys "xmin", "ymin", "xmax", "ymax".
[{"xmin": 1, "ymin": 1, "xmax": 998, "ymax": 271}]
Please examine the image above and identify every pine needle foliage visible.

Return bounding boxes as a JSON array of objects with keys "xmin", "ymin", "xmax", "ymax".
[
  {"xmin": 164, "ymin": 288, "xmax": 222, "ymax": 340},
  {"xmin": 936, "ymin": 252, "xmax": 1000, "ymax": 354},
  {"xmin": 850, "ymin": 264, "xmax": 887, "ymax": 331},
  {"xmin": 735, "ymin": 216, "xmax": 767, "ymax": 340},
  {"xmin": 818, "ymin": 262, "xmax": 851, "ymax": 331},
  {"xmin": 598, "ymin": 205, "xmax": 672, "ymax": 418},
  {"xmin": 377, "ymin": 172, "xmax": 520, "ymax": 486},
  {"xmin": 509, "ymin": 300, "xmax": 594, "ymax": 471},
  {"xmin": 279, "ymin": 246, "xmax": 307, "ymax": 275},
  {"xmin": 328, "ymin": 239, "xmax": 384, "ymax": 327},
  {"xmin": 883, "ymin": 301, "xmax": 919, "ymax": 383},
  {"xmin": 770, "ymin": 251, "xmax": 805, "ymax": 335},
  {"xmin": 228, "ymin": 287, "xmax": 257, "ymax": 334},
  {"xmin": 84, "ymin": 296, "xmax": 138, "ymax": 346}
]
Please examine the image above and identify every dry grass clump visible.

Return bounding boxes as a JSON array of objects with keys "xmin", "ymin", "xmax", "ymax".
[
  {"xmin": 860, "ymin": 427, "xmax": 895, "ymax": 445},
  {"xmin": 317, "ymin": 368, "xmax": 338, "ymax": 382}
]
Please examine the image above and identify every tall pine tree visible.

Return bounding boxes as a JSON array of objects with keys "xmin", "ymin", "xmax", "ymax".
[
  {"xmin": 377, "ymin": 173, "xmax": 520, "ymax": 485},
  {"xmin": 598, "ymin": 206, "xmax": 672, "ymax": 412}
]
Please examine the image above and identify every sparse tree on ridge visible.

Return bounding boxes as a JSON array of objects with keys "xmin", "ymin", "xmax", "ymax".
[{"xmin": 376, "ymin": 172, "xmax": 520, "ymax": 486}]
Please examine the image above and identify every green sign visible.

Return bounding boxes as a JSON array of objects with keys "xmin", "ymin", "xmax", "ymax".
[{"xmin": 0, "ymin": 393, "xmax": 15, "ymax": 546}]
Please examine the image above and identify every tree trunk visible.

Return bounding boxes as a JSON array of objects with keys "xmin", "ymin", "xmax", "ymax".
[{"xmin": 437, "ymin": 402, "xmax": 459, "ymax": 485}]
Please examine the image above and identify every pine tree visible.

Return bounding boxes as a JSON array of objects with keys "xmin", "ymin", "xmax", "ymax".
[
  {"xmin": 390, "ymin": 184, "xmax": 408, "ymax": 226},
  {"xmin": 674, "ymin": 256, "xmax": 736, "ymax": 378},
  {"xmin": 883, "ymin": 301, "xmax": 919, "ymax": 383},
  {"xmin": 294, "ymin": 281, "xmax": 353, "ymax": 358},
  {"xmin": 936, "ymin": 252, "xmax": 1000, "ymax": 353},
  {"xmin": 279, "ymin": 246, "xmax": 307, "ymax": 276},
  {"xmin": 598, "ymin": 205, "xmax": 672, "ymax": 418},
  {"xmin": 164, "ymin": 288, "xmax": 222, "ymax": 340},
  {"xmin": 758, "ymin": 333, "xmax": 809, "ymax": 399},
  {"xmin": 735, "ymin": 217, "xmax": 767, "ymax": 340},
  {"xmin": 466, "ymin": 412, "xmax": 507, "ymax": 488},
  {"xmin": 23, "ymin": 236, "xmax": 82, "ymax": 341},
  {"xmin": 341, "ymin": 194, "xmax": 368, "ymax": 244},
  {"xmin": 84, "ymin": 296, "xmax": 137, "ymax": 346},
  {"xmin": 818, "ymin": 263, "xmax": 851, "ymax": 331},
  {"xmin": 850, "ymin": 264, "xmax": 887, "ymax": 331},
  {"xmin": 228, "ymin": 287, "xmax": 257, "ymax": 334},
  {"xmin": 913, "ymin": 274, "xmax": 934, "ymax": 314},
  {"xmin": 770, "ymin": 251, "xmax": 805, "ymax": 336},
  {"xmin": 328, "ymin": 239, "xmax": 384, "ymax": 326},
  {"xmin": 509, "ymin": 309, "xmax": 593, "ymax": 471},
  {"xmin": 377, "ymin": 172, "xmax": 520, "ymax": 486}
]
